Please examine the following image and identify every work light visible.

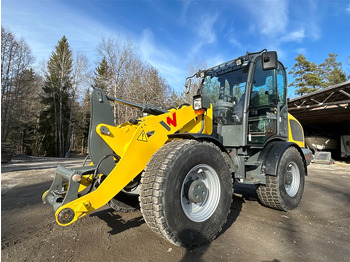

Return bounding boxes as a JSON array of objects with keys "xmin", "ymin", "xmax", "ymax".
[{"xmin": 193, "ymin": 94, "xmax": 210, "ymax": 111}]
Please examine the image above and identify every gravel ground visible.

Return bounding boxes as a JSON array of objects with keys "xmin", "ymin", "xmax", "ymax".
[{"xmin": 1, "ymin": 155, "xmax": 349, "ymax": 262}]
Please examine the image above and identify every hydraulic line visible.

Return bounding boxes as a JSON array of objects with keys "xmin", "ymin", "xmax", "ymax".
[
  {"xmin": 197, "ymin": 115, "xmax": 205, "ymax": 134},
  {"xmin": 86, "ymin": 153, "xmax": 120, "ymax": 194}
]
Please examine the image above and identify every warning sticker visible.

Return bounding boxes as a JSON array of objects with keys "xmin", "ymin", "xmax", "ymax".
[{"xmin": 137, "ymin": 130, "xmax": 148, "ymax": 142}]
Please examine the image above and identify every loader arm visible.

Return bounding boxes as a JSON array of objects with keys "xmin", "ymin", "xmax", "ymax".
[{"xmin": 44, "ymin": 89, "xmax": 213, "ymax": 226}]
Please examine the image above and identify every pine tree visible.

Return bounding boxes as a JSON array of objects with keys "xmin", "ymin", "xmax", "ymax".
[
  {"xmin": 319, "ymin": 53, "xmax": 347, "ymax": 86},
  {"xmin": 92, "ymin": 57, "xmax": 110, "ymax": 90},
  {"xmin": 288, "ymin": 54, "xmax": 322, "ymax": 95},
  {"xmin": 39, "ymin": 36, "xmax": 73, "ymax": 157}
]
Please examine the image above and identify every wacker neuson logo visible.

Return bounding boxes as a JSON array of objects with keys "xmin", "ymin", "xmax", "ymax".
[{"xmin": 159, "ymin": 112, "xmax": 177, "ymax": 131}]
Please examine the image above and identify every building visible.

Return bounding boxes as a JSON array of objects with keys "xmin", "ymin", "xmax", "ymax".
[{"xmin": 288, "ymin": 81, "xmax": 350, "ymax": 158}]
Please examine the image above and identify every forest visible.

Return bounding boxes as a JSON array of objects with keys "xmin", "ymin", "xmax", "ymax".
[{"xmin": 1, "ymin": 26, "xmax": 348, "ymax": 157}]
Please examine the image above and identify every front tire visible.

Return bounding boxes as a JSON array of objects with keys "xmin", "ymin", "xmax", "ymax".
[
  {"xmin": 139, "ymin": 140, "xmax": 233, "ymax": 248},
  {"xmin": 257, "ymin": 146, "xmax": 305, "ymax": 211}
]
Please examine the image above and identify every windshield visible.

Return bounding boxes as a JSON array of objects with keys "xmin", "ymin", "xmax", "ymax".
[
  {"xmin": 201, "ymin": 68, "xmax": 248, "ymax": 125},
  {"xmin": 202, "ymin": 68, "xmax": 248, "ymax": 104}
]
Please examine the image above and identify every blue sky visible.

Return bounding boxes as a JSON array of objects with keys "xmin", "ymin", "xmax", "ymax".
[{"xmin": 2, "ymin": 0, "xmax": 350, "ymax": 98}]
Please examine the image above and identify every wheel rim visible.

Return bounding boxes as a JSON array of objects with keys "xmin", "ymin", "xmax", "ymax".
[
  {"xmin": 180, "ymin": 164, "xmax": 220, "ymax": 222},
  {"xmin": 121, "ymin": 175, "xmax": 141, "ymax": 195},
  {"xmin": 284, "ymin": 161, "xmax": 300, "ymax": 197}
]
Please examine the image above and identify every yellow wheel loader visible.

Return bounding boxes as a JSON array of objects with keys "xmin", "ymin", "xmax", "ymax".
[{"xmin": 43, "ymin": 50, "xmax": 312, "ymax": 248}]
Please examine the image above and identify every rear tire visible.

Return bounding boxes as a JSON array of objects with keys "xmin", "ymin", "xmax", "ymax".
[
  {"xmin": 257, "ymin": 146, "xmax": 305, "ymax": 211},
  {"xmin": 139, "ymin": 140, "xmax": 233, "ymax": 248},
  {"xmin": 108, "ymin": 193, "xmax": 139, "ymax": 212},
  {"xmin": 108, "ymin": 175, "xmax": 141, "ymax": 212}
]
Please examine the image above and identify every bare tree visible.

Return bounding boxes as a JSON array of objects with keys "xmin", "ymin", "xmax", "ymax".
[
  {"xmin": 97, "ymin": 37, "xmax": 133, "ymax": 123},
  {"xmin": 1, "ymin": 26, "xmax": 35, "ymax": 144},
  {"xmin": 66, "ymin": 52, "xmax": 91, "ymax": 153},
  {"xmin": 16, "ymin": 70, "xmax": 44, "ymax": 154},
  {"xmin": 185, "ymin": 59, "xmax": 207, "ymax": 102},
  {"xmin": 95, "ymin": 36, "xmax": 172, "ymax": 125},
  {"xmin": 168, "ymin": 59, "xmax": 207, "ymax": 107}
]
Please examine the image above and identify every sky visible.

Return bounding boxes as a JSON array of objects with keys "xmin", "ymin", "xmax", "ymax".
[{"xmin": 2, "ymin": 0, "xmax": 350, "ymax": 98}]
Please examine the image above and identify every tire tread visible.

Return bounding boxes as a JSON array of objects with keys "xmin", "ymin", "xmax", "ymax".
[
  {"xmin": 256, "ymin": 146, "xmax": 304, "ymax": 211},
  {"xmin": 139, "ymin": 139, "xmax": 233, "ymax": 248}
]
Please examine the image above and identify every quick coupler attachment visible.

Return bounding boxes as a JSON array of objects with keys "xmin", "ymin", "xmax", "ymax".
[{"xmin": 43, "ymin": 165, "xmax": 96, "ymax": 216}]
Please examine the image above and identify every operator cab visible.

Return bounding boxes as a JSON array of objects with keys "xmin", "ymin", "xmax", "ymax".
[{"xmin": 196, "ymin": 50, "xmax": 288, "ymax": 148}]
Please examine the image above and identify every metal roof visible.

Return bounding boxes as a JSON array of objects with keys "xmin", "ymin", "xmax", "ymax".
[{"xmin": 288, "ymin": 81, "xmax": 350, "ymax": 133}]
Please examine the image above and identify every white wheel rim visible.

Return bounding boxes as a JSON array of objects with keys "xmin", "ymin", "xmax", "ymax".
[
  {"xmin": 180, "ymin": 164, "xmax": 220, "ymax": 222},
  {"xmin": 284, "ymin": 161, "xmax": 300, "ymax": 197}
]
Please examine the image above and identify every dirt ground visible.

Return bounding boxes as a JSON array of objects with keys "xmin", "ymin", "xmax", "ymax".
[{"xmin": 1, "ymin": 155, "xmax": 349, "ymax": 262}]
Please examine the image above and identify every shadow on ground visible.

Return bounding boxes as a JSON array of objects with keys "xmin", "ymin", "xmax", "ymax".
[
  {"xmin": 180, "ymin": 191, "xmax": 244, "ymax": 261},
  {"xmin": 1, "ymin": 181, "xmax": 53, "ymax": 211},
  {"xmin": 90, "ymin": 208, "xmax": 145, "ymax": 235}
]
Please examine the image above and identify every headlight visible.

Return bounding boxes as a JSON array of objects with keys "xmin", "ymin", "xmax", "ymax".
[
  {"xmin": 193, "ymin": 97, "xmax": 202, "ymax": 110},
  {"xmin": 193, "ymin": 94, "xmax": 211, "ymax": 111}
]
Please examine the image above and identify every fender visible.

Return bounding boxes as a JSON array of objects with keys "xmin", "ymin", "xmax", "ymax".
[
  {"xmin": 168, "ymin": 133, "xmax": 226, "ymax": 152},
  {"xmin": 258, "ymin": 141, "xmax": 308, "ymax": 176},
  {"xmin": 168, "ymin": 133, "xmax": 236, "ymax": 173}
]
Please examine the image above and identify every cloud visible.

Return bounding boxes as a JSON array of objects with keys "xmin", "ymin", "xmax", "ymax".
[
  {"xmin": 196, "ymin": 13, "xmax": 219, "ymax": 44},
  {"xmin": 139, "ymin": 28, "xmax": 157, "ymax": 61},
  {"xmin": 225, "ymin": 23, "xmax": 243, "ymax": 49},
  {"xmin": 206, "ymin": 54, "xmax": 226, "ymax": 69},
  {"xmin": 346, "ymin": 4, "xmax": 350, "ymax": 14},
  {"xmin": 305, "ymin": 22, "xmax": 321, "ymax": 41},
  {"xmin": 187, "ymin": 12, "xmax": 219, "ymax": 57},
  {"xmin": 296, "ymin": 48, "xmax": 308, "ymax": 55},
  {"xmin": 2, "ymin": 0, "xmax": 118, "ymax": 65},
  {"xmin": 303, "ymin": 0, "xmax": 321, "ymax": 40},
  {"xmin": 242, "ymin": 0, "xmax": 323, "ymax": 43},
  {"xmin": 243, "ymin": 0, "xmax": 289, "ymax": 37},
  {"xmin": 179, "ymin": 0, "xmax": 194, "ymax": 24},
  {"xmin": 281, "ymin": 28, "xmax": 306, "ymax": 43},
  {"xmin": 139, "ymin": 28, "xmax": 177, "ymax": 63},
  {"xmin": 229, "ymin": 37, "xmax": 243, "ymax": 49},
  {"xmin": 139, "ymin": 28, "xmax": 186, "ymax": 91}
]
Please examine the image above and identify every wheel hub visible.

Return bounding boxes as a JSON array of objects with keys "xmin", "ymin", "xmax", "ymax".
[
  {"xmin": 285, "ymin": 171, "xmax": 293, "ymax": 186},
  {"xmin": 284, "ymin": 162, "xmax": 300, "ymax": 197},
  {"xmin": 180, "ymin": 165, "xmax": 221, "ymax": 222},
  {"xmin": 184, "ymin": 179, "xmax": 208, "ymax": 204}
]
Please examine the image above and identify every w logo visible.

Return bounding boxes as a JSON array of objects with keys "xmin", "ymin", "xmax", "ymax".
[{"xmin": 160, "ymin": 112, "xmax": 177, "ymax": 131}]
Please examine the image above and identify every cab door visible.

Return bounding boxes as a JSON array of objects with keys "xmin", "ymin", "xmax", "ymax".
[
  {"xmin": 247, "ymin": 56, "xmax": 279, "ymax": 145},
  {"xmin": 276, "ymin": 62, "xmax": 288, "ymax": 138}
]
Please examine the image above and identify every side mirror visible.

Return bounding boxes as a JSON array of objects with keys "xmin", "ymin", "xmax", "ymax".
[
  {"xmin": 185, "ymin": 78, "xmax": 191, "ymax": 94},
  {"xmin": 262, "ymin": 51, "xmax": 278, "ymax": 70}
]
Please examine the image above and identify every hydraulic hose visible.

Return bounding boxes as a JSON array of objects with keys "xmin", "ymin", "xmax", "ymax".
[
  {"xmin": 197, "ymin": 115, "xmax": 205, "ymax": 134},
  {"xmin": 86, "ymin": 153, "xmax": 120, "ymax": 194}
]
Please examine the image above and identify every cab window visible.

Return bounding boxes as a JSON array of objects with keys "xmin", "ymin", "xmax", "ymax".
[{"xmin": 250, "ymin": 57, "xmax": 277, "ymax": 108}]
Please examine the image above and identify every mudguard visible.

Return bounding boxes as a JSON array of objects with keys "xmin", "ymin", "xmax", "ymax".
[
  {"xmin": 168, "ymin": 133, "xmax": 226, "ymax": 152},
  {"xmin": 258, "ymin": 141, "xmax": 310, "ymax": 176}
]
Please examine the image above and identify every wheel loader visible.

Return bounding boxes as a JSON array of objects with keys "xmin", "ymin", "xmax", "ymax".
[{"xmin": 43, "ymin": 50, "xmax": 312, "ymax": 248}]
